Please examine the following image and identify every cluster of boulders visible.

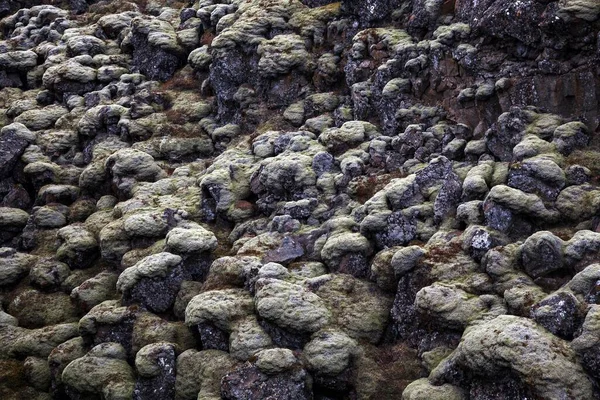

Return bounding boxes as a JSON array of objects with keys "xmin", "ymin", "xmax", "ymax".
[{"xmin": 1, "ymin": 0, "xmax": 599, "ymax": 399}]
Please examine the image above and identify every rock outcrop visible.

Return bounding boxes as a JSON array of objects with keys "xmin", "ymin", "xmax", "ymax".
[{"xmin": 0, "ymin": 0, "xmax": 599, "ymax": 399}]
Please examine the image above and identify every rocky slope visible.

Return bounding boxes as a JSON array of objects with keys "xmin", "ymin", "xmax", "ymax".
[{"xmin": 0, "ymin": 0, "xmax": 599, "ymax": 399}]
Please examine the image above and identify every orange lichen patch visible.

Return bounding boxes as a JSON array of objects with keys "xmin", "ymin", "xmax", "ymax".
[
  {"xmin": 424, "ymin": 237, "xmax": 463, "ymax": 264},
  {"xmin": 160, "ymin": 74, "xmax": 201, "ymax": 92},
  {"xmin": 441, "ymin": 0, "xmax": 456, "ymax": 14},
  {"xmin": 371, "ymin": 49, "xmax": 389, "ymax": 62},
  {"xmin": 88, "ymin": 0, "xmax": 186, "ymax": 14},
  {"xmin": 363, "ymin": 343, "xmax": 426, "ymax": 397},
  {"xmin": 550, "ymin": 228, "xmax": 577, "ymax": 241},
  {"xmin": 165, "ymin": 109, "xmax": 188, "ymax": 125},
  {"xmin": 78, "ymin": 0, "xmax": 141, "ymax": 23},
  {"xmin": 254, "ymin": 115, "xmax": 290, "ymax": 135},
  {"xmin": 566, "ymin": 150, "xmax": 600, "ymax": 183},
  {"xmin": 169, "ymin": 1, "xmax": 188, "ymax": 8},
  {"xmin": 351, "ymin": 171, "xmax": 406, "ymax": 204},
  {"xmin": 201, "ymin": 31, "xmax": 216, "ymax": 46},
  {"xmin": 160, "ymin": 124, "xmax": 211, "ymax": 144},
  {"xmin": 201, "ymin": 277, "xmax": 235, "ymax": 292},
  {"xmin": 0, "ymin": 360, "xmax": 26, "ymax": 389},
  {"xmin": 324, "ymin": 2, "xmax": 342, "ymax": 11},
  {"xmin": 234, "ymin": 200, "xmax": 255, "ymax": 211},
  {"xmin": 211, "ymin": 219, "xmax": 236, "ymax": 257}
]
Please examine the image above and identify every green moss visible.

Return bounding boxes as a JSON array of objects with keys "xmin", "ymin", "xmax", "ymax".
[
  {"xmin": 524, "ymin": 113, "xmax": 564, "ymax": 139},
  {"xmin": 433, "ymin": 22, "xmax": 471, "ymax": 45},
  {"xmin": 566, "ymin": 150, "xmax": 600, "ymax": 178}
]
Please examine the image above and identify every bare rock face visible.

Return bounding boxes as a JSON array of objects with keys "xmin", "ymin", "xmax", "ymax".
[
  {"xmin": 342, "ymin": 0, "xmax": 407, "ymax": 23},
  {"xmin": 0, "ymin": 0, "xmax": 599, "ymax": 399},
  {"xmin": 133, "ymin": 342, "xmax": 177, "ymax": 400},
  {"xmin": 221, "ymin": 364, "xmax": 312, "ymax": 400},
  {"xmin": 0, "ymin": 124, "xmax": 31, "ymax": 179},
  {"xmin": 117, "ymin": 252, "xmax": 184, "ymax": 313},
  {"xmin": 126, "ymin": 16, "xmax": 187, "ymax": 82}
]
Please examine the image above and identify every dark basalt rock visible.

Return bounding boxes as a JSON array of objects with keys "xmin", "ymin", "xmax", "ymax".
[
  {"xmin": 585, "ymin": 280, "xmax": 600, "ymax": 304},
  {"xmin": 565, "ymin": 165, "xmax": 590, "ymax": 185},
  {"xmin": 258, "ymin": 318, "xmax": 311, "ymax": 350},
  {"xmin": 374, "ymin": 211, "xmax": 417, "ymax": 249},
  {"xmin": 485, "ymin": 109, "xmax": 532, "ymax": 162},
  {"xmin": 415, "ymin": 156, "xmax": 454, "ymax": 191},
  {"xmin": 466, "ymin": 0, "xmax": 546, "ymax": 46},
  {"xmin": 391, "ymin": 269, "xmax": 429, "ymax": 343},
  {"xmin": 469, "ymin": 374, "xmax": 535, "ymax": 400},
  {"xmin": 301, "ymin": 0, "xmax": 339, "ymax": 7},
  {"xmin": 521, "ymin": 231, "xmax": 564, "ymax": 280},
  {"xmin": 122, "ymin": 265, "xmax": 185, "ymax": 314},
  {"xmin": 175, "ymin": 249, "xmax": 214, "ymax": 282},
  {"xmin": 335, "ymin": 252, "xmax": 370, "ymax": 278},
  {"xmin": 196, "ymin": 322, "xmax": 230, "ymax": 351},
  {"xmin": 221, "ymin": 364, "xmax": 312, "ymax": 400},
  {"xmin": 128, "ymin": 20, "xmax": 186, "ymax": 82},
  {"xmin": 263, "ymin": 236, "xmax": 305, "ymax": 265},
  {"xmin": 210, "ymin": 48, "xmax": 255, "ymax": 121},
  {"xmin": 69, "ymin": 0, "xmax": 89, "ymax": 14},
  {"xmin": 0, "ymin": 182, "xmax": 32, "ymax": 209},
  {"xmin": 180, "ymin": 8, "xmax": 197, "ymax": 23},
  {"xmin": 433, "ymin": 170, "xmax": 463, "ymax": 224},
  {"xmin": 531, "ymin": 292, "xmax": 583, "ymax": 339},
  {"xmin": 312, "ymin": 368, "xmax": 355, "ymax": 398},
  {"xmin": 131, "ymin": 40, "xmax": 182, "ymax": 82},
  {"xmin": 580, "ymin": 344, "xmax": 600, "ymax": 380},
  {"xmin": 0, "ymin": 0, "xmax": 10, "ymax": 17},
  {"xmin": 483, "ymin": 199, "xmax": 535, "ymax": 238},
  {"xmin": 483, "ymin": 202, "xmax": 514, "ymax": 232},
  {"xmin": 341, "ymin": 0, "xmax": 406, "ymax": 23},
  {"xmin": 0, "ymin": 0, "xmax": 599, "ymax": 398},
  {"xmin": 0, "ymin": 130, "xmax": 29, "ymax": 180},
  {"xmin": 507, "ymin": 167, "xmax": 564, "ymax": 202},
  {"xmin": 92, "ymin": 318, "xmax": 136, "ymax": 356},
  {"xmin": 133, "ymin": 345, "xmax": 177, "ymax": 400}
]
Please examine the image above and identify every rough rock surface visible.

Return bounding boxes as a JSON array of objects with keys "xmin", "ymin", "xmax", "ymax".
[{"xmin": 0, "ymin": 0, "xmax": 599, "ymax": 399}]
